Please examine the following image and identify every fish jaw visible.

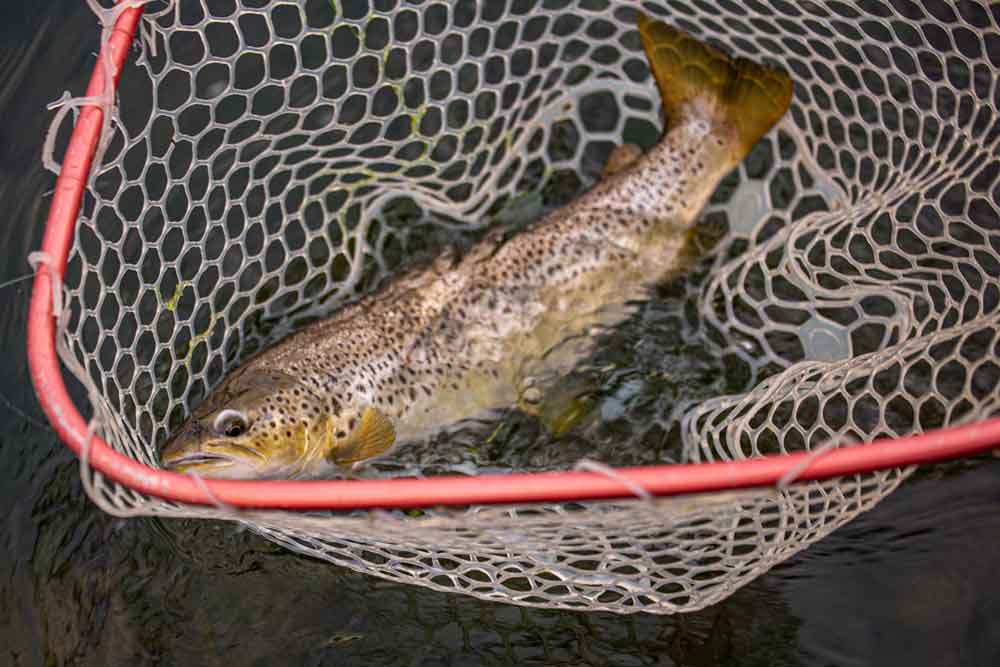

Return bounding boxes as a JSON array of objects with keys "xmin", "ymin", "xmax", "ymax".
[
  {"xmin": 160, "ymin": 427, "xmax": 268, "ymax": 479},
  {"xmin": 162, "ymin": 452, "xmax": 259, "ymax": 480}
]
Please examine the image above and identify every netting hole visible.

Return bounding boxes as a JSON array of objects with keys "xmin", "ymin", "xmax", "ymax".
[{"xmin": 205, "ymin": 21, "xmax": 240, "ymax": 58}]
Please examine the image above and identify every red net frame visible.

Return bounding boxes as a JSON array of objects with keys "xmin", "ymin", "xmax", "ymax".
[{"xmin": 27, "ymin": 3, "xmax": 1000, "ymax": 512}]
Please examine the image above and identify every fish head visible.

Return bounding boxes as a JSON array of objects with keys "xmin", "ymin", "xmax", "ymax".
[{"xmin": 160, "ymin": 367, "xmax": 331, "ymax": 479}]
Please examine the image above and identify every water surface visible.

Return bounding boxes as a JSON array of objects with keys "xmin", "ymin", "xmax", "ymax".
[{"xmin": 2, "ymin": 3, "xmax": 999, "ymax": 665}]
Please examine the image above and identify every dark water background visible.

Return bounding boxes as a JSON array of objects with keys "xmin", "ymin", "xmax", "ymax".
[{"xmin": 2, "ymin": 2, "xmax": 1000, "ymax": 665}]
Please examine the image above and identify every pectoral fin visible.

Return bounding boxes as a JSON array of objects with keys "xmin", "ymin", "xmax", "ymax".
[
  {"xmin": 331, "ymin": 407, "xmax": 396, "ymax": 466},
  {"xmin": 518, "ymin": 372, "xmax": 600, "ymax": 436}
]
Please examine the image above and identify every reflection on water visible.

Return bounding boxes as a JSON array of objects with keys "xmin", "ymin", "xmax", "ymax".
[
  {"xmin": 2, "ymin": 2, "xmax": 1000, "ymax": 666},
  {"xmin": 785, "ymin": 461, "xmax": 1000, "ymax": 667},
  {"xmin": 8, "ymin": 427, "xmax": 999, "ymax": 665}
]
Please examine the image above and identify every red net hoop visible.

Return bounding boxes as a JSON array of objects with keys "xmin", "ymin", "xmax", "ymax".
[{"xmin": 27, "ymin": 0, "xmax": 1000, "ymax": 614}]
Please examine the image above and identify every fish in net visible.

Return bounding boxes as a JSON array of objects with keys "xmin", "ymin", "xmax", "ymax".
[{"xmin": 33, "ymin": 0, "xmax": 1000, "ymax": 614}]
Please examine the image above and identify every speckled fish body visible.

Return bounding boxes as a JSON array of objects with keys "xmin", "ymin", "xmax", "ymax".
[{"xmin": 160, "ymin": 15, "xmax": 793, "ymax": 478}]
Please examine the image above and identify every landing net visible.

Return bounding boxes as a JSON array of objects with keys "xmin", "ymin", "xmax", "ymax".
[{"xmin": 28, "ymin": 0, "xmax": 1000, "ymax": 614}]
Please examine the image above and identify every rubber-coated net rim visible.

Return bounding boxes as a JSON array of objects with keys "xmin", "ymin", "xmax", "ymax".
[{"xmin": 26, "ymin": 1, "xmax": 1000, "ymax": 512}]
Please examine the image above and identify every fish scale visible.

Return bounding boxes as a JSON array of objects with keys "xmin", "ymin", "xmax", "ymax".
[{"xmin": 160, "ymin": 15, "xmax": 793, "ymax": 479}]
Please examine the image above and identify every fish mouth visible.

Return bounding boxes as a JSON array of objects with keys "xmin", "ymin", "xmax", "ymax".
[
  {"xmin": 223, "ymin": 443, "xmax": 267, "ymax": 462},
  {"xmin": 161, "ymin": 452, "xmax": 237, "ymax": 471},
  {"xmin": 160, "ymin": 437, "xmax": 267, "ymax": 472}
]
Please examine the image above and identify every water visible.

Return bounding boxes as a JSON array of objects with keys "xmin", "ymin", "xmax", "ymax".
[{"xmin": 3, "ymin": 2, "xmax": 1000, "ymax": 665}]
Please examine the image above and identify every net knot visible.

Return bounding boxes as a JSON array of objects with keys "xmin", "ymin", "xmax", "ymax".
[
  {"xmin": 42, "ymin": 89, "xmax": 117, "ymax": 179},
  {"xmin": 27, "ymin": 251, "xmax": 64, "ymax": 322},
  {"xmin": 573, "ymin": 458, "xmax": 654, "ymax": 503},
  {"xmin": 186, "ymin": 471, "xmax": 243, "ymax": 519},
  {"xmin": 776, "ymin": 437, "xmax": 850, "ymax": 490},
  {"xmin": 45, "ymin": 1, "xmax": 173, "ymax": 179}
]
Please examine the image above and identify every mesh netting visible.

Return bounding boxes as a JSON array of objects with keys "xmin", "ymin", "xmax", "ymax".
[{"xmin": 47, "ymin": 0, "xmax": 1000, "ymax": 613}]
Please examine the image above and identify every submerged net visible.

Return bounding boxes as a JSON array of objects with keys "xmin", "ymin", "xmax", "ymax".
[{"xmin": 46, "ymin": 0, "xmax": 1000, "ymax": 613}]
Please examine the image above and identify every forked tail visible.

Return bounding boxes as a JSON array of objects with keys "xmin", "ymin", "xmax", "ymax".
[{"xmin": 637, "ymin": 13, "xmax": 793, "ymax": 161}]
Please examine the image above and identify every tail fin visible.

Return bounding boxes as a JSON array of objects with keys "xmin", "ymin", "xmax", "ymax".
[{"xmin": 637, "ymin": 13, "xmax": 793, "ymax": 159}]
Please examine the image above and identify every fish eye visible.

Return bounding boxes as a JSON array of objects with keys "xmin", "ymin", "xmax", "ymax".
[{"xmin": 213, "ymin": 409, "xmax": 250, "ymax": 437}]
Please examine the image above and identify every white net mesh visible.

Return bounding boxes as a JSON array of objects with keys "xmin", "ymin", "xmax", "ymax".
[{"xmin": 48, "ymin": 0, "xmax": 1000, "ymax": 613}]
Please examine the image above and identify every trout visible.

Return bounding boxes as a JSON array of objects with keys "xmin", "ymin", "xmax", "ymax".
[{"xmin": 161, "ymin": 15, "xmax": 792, "ymax": 478}]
